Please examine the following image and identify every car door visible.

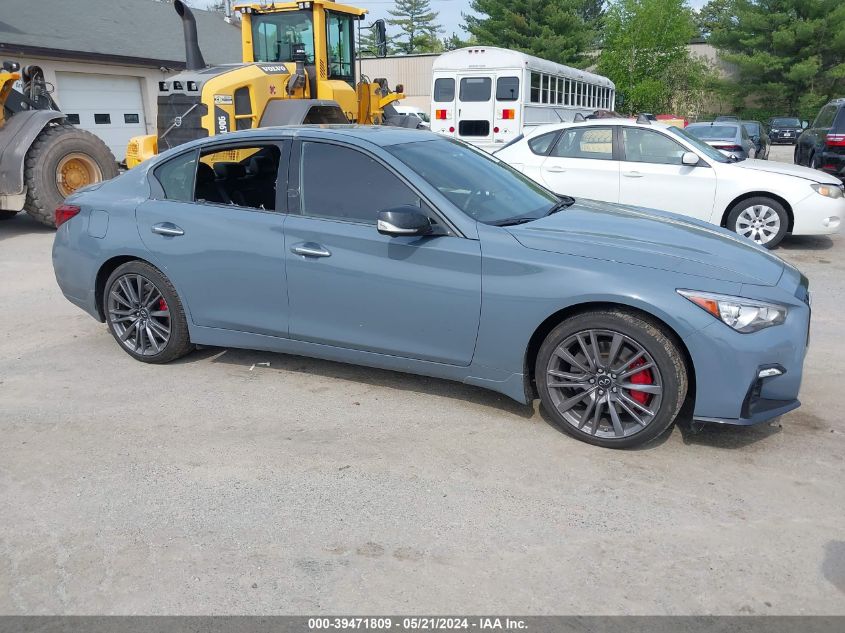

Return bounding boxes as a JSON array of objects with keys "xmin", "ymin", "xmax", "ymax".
[
  {"xmin": 618, "ymin": 127, "xmax": 716, "ymax": 222},
  {"xmin": 284, "ymin": 139, "xmax": 482, "ymax": 366},
  {"xmin": 136, "ymin": 140, "xmax": 289, "ymax": 336},
  {"xmin": 538, "ymin": 125, "xmax": 620, "ymax": 201}
]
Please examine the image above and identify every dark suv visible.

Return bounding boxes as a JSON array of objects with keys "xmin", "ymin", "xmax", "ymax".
[
  {"xmin": 795, "ymin": 98, "xmax": 845, "ymax": 181},
  {"xmin": 767, "ymin": 116, "xmax": 804, "ymax": 144}
]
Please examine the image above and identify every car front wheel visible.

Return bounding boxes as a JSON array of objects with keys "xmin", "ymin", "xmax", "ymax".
[
  {"xmin": 535, "ymin": 310, "xmax": 688, "ymax": 449},
  {"xmin": 103, "ymin": 261, "xmax": 194, "ymax": 363},
  {"xmin": 727, "ymin": 197, "xmax": 788, "ymax": 248}
]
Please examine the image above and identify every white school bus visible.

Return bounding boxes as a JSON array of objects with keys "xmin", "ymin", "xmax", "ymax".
[{"xmin": 431, "ymin": 47, "xmax": 616, "ymax": 152}]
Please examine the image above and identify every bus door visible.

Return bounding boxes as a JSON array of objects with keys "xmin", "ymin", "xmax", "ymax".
[{"xmin": 456, "ymin": 74, "xmax": 495, "ymax": 146}]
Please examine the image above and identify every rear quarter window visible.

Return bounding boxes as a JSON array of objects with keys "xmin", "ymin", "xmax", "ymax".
[
  {"xmin": 152, "ymin": 151, "xmax": 197, "ymax": 201},
  {"xmin": 527, "ymin": 132, "xmax": 560, "ymax": 156}
]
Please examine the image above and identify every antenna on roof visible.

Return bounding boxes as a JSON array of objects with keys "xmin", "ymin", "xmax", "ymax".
[
  {"xmin": 635, "ymin": 113, "xmax": 651, "ymax": 124},
  {"xmin": 573, "ymin": 113, "xmax": 586, "ymax": 122}
]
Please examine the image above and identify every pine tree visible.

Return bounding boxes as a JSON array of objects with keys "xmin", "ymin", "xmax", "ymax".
[
  {"xmin": 388, "ymin": 0, "xmax": 444, "ymax": 54},
  {"xmin": 706, "ymin": 0, "xmax": 845, "ymax": 119},
  {"xmin": 464, "ymin": 0, "xmax": 597, "ymax": 67}
]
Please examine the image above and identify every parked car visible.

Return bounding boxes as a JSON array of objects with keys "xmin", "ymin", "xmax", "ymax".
[
  {"xmin": 795, "ymin": 98, "xmax": 845, "ymax": 181},
  {"xmin": 742, "ymin": 120, "xmax": 771, "ymax": 160},
  {"xmin": 767, "ymin": 116, "xmax": 805, "ymax": 144},
  {"xmin": 686, "ymin": 121, "xmax": 756, "ymax": 160},
  {"xmin": 391, "ymin": 105, "xmax": 431, "ymax": 129},
  {"xmin": 54, "ymin": 126, "xmax": 812, "ymax": 449},
  {"xmin": 494, "ymin": 118, "xmax": 844, "ymax": 248}
]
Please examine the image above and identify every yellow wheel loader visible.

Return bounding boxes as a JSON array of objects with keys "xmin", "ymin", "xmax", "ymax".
[
  {"xmin": 126, "ymin": 0, "xmax": 418, "ymax": 168},
  {"xmin": 0, "ymin": 62, "xmax": 118, "ymax": 227}
]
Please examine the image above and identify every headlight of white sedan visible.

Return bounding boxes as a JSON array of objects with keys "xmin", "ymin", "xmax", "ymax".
[
  {"xmin": 678, "ymin": 290, "xmax": 787, "ymax": 333},
  {"xmin": 811, "ymin": 183, "xmax": 844, "ymax": 199}
]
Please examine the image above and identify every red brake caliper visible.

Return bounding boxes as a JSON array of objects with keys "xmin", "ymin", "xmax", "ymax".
[
  {"xmin": 158, "ymin": 298, "xmax": 168, "ymax": 312},
  {"xmin": 627, "ymin": 357, "xmax": 653, "ymax": 405}
]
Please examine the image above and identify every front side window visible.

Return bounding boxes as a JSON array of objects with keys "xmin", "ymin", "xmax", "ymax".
[
  {"xmin": 387, "ymin": 138, "xmax": 559, "ymax": 226},
  {"xmin": 552, "ymin": 127, "xmax": 613, "ymax": 160},
  {"xmin": 433, "ymin": 78, "xmax": 455, "ymax": 102},
  {"xmin": 496, "ymin": 76, "xmax": 519, "ymax": 101},
  {"xmin": 326, "ymin": 11, "xmax": 354, "ymax": 84},
  {"xmin": 300, "ymin": 142, "xmax": 421, "ymax": 224},
  {"xmin": 153, "ymin": 150, "xmax": 197, "ymax": 202},
  {"xmin": 196, "ymin": 145, "xmax": 281, "ymax": 210},
  {"xmin": 622, "ymin": 128, "xmax": 686, "ymax": 165},
  {"xmin": 459, "ymin": 77, "xmax": 492, "ymax": 102},
  {"xmin": 252, "ymin": 10, "xmax": 315, "ymax": 64}
]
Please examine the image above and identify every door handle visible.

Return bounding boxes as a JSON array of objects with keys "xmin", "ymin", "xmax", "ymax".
[
  {"xmin": 622, "ymin": 171, "xmax": 643, "ymax": 178},
  {"xmin": 151, "ymin": 222, "xmax": 184, "ymax": 236},
  {"xmin": 545, "ymin": 166, "xmax": 566, "ymax": 173},
  {"xmin": 291, "ymin": 243, "xmax": 331, "ymax": 258}
]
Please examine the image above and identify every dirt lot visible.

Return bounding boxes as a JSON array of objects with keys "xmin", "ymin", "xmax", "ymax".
[{"xmin": 1, "ymin": 144, "xmax": 844, "ymax": 614}]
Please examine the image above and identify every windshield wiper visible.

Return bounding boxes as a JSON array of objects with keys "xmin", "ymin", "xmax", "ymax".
[
  {"xmin": 546, "ymin": 196, "xmax": 575, "ymax": 215},
  {"xmin": 490, "ymin": 216, "xmax": 539, "ymax": 227}
]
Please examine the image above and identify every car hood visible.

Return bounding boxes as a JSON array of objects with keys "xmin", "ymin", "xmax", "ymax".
[
  {"xmin": 731, "ymin": 158, "xmax": 840, "ymax": 183},
  {"xmin": 506, "ymin": 200, "xmax": 785, "ymax": 286}
]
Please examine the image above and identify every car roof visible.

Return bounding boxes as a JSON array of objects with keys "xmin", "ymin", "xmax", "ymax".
[{"xmin": 524, "ymin": 118, "xmax": 674, "ymax": 138}]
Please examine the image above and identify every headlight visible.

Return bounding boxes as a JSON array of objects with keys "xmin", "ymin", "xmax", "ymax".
[
  {"xmin": 678, "ymin": 290, "xmax": 787, "ymax": 333},
  {"xmin": 811, "ymin": 183, "xmax": 844, "ymax": 199}
]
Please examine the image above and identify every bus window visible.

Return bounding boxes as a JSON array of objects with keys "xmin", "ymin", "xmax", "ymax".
[
  {"xmin": 460, "ymin": 77, "xmax": 492, "ymax": 102},
  {"xmin": 541, "ymin": 75, "xmax": 550, "ymax": 104},
  {"xmin": 496, "ymin": 76, "xmax": 519, "ymax": 101},
  {"xmin": 434, "ymin": 78, "xmax": 455, "ymax": 102},
  {"xmin": 530, "ymin": 73, "xmax": 540, "ymax": 103}
]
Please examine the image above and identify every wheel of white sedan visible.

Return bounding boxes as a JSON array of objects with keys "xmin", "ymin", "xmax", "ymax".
[
  {"xmin": 535, "ymin": 310, "xmax": 688, "ymax": 449},
  {"xmin": 727, "ymin": 196, "xmax": 788, "ymax": 249},
  {"xmin": 103, "ymin": 261, "xmax": 194, "ymax": 363}
]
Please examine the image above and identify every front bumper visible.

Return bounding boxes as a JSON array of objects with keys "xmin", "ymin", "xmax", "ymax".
[
  {"xmin": 686, "ymin": 270, "xmax": 810, "ymax": 426},
  {"xmin": 790, "ymin": 187, "xmax": 845, "ymax": 235},
  {"xmin": 771, "ymin": 131, "xmax": 799, "ymax": 143}
]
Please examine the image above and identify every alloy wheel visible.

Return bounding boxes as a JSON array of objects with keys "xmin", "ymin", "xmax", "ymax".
[
  {"xmin": 545, "ymin": 329, "xmax": 663, "ymax": 439},
  {"xmin": 735, "ymin": 204, "xmax": 781, "ymax": 245},
  {"xmin": 107, "ymin": 274, "xmax": 171, "ymax": 356}
]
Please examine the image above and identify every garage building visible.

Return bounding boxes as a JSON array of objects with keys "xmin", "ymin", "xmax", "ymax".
[{"xmin": 0, "ymin": 0, "xmax": 242, "ymax": 161}]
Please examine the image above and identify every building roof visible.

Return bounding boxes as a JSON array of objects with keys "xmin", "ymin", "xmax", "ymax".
[{"xmin": 0, "ymin": 0, "xmax": 242, "ymax": 68}]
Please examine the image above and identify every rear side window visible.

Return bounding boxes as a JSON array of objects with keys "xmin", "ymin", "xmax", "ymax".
[
  {"xmin": 459, "ymin": 77, "xmax": 492, "ymax": 102},
  {"xmin": 527, "ymin": 132, "xmax": 559, "ymax": 156},
  {"xmin": 153, "ymin": 151, "xmax": 197, "ymax": 202},
  {"xmin": 813, "ymin": 105, "xmax": 838, "ymax": 129},
  {"xmin": 300, "ymin": 142, "xmax": 421, "ymax": 224},
  {"xmin": 496, "ymin": 76, "xmax": 519, "ymax": 101},
  {"xmin": 433, "ymin": 78, "xmax": 455, "ymax": 102},
  {"xmin": 552, "ymin": 127, "xmax": 614, "ymax": 160},
  {"xmin": 196, "ymin": 144, "xmax": 282, "ymax": 210}
]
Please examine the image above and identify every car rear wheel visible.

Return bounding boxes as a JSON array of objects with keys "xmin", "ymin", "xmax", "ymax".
[
  {"xmin": 727, "ymin": 197, "xmax": 788, "ymax": 249},
  {"xmin": 535, "ymin": 310, "xmax": 688, "ymax": 449},
  {"xmin": 103, "ymin": 261, "xmax": 194, "ymax": 363}
]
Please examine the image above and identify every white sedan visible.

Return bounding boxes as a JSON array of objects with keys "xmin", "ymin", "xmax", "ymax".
[{"xmin": 495, "ymin": 119, "xmax": 844, "ymax": 248}]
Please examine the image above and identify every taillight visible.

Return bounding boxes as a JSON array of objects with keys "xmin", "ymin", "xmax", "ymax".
[
  {"xmin": 825, "ymin": 133, "xmax": 845, "ymax": 147},
  {"xmin": 501, "ymin": 109, "xmax": 515, "ymax": 120},
  {"xmin": 435, "ymin": 109, "xmax": 448, "ymax": 120},
  {"xmin": 55, "ymin": 204, "xmax": 81, "ymax": 228}
]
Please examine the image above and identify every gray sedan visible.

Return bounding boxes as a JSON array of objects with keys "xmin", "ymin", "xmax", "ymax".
[
  {"xmin": 53, "ymin": 126, "xmax": 811, "ymax": 449},
  {"xmin": 686, "ymin": 122, "xmax": 757, "ymax": 160}
]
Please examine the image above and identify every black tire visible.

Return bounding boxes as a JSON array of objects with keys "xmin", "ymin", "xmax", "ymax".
[
  {"xmin": 535, "ymin": 309, "xmax": 688, "ymax": 449},
  {"xmin": 726, "ymin": 196, "xmax": 789, "ymax": 249},
  {"xmin": 0, "ymin": 210, "xmax": 19, "ymax": 221},
  {"xmin": 23, "ymin": 123, "xmax": 118, "ymax": 227},
  {"xmin": 810, "ymin": 153, "xmax": 823, "ymax": 170},
  {"xmin": 103, "ymin": 260, "xmax": 194, "ymax": 364}
]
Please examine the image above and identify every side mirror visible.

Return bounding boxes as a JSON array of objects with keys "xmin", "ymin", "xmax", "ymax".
[
  {"xmin": 802, "ymin": 121, "xmax": 809, "ymax": 129},
  {"xmin": 681, "ymin": 151, "xmax": 700, "ymax": 166},
  {"xmin": 377, "ymin": 206, "xmax": 433, "ymax": 237},
  {"xmin": 374, "ymin": 19, "xmax": 388, "ymax": 58}
]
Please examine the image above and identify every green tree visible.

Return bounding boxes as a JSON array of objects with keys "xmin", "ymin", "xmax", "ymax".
[
  {"xmin": 597, "ymin": 0, "xmax": 701, "ymax": 114},
  {"xmin": 442, "ymin": 32, "xmax": 470, "ymax": 51},
  {"xmin": 707, "ymin": 0, "xmax": 845, "ymax": 120},
  {"xmin": 464, "ymin": 0, "xmax": 597, "ymax": 67},
  {"xmin": 388, "ymin": 0, "xmax": 443, "ymax": 54},
  {"xmin": 695, "ymin": 0, "xmax": 733, "ymax": 38}
]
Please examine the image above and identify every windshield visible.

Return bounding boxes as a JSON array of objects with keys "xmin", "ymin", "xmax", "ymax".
[
  {"xmin": 686, "ymin": 124, "xmax": 738, "ymax": 140},
  {"xmin": 252, "ymin": 10, "xmax": 315, "ymax": 64},
  {"xmin": 666, "ymin": 126, "xmax": 729, "ymax": 163},
  {"xmin": 771, "ymin": 118, "xmax": 800, "ymax": 127},
  {"xmin": 387, "ymin": 138, "xmax": 560, "ymax": 225}
]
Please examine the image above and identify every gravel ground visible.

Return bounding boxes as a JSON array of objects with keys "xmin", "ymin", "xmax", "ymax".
[{"xmin": 1, "ymin": 143, "xmax": 843, "ymax": 615}]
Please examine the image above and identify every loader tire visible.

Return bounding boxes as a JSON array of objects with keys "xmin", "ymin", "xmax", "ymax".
[{"xmin": 23, "ymin": 123, "xmax": 118, "ymax": 228}]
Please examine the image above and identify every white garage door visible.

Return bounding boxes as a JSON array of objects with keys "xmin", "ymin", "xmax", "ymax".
[{"xmin": 56, "ymin": 72, "xmax": 147, "ymax": 161}]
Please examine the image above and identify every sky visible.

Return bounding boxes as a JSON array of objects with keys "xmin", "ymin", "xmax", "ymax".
[{"xmin": 192, "ymin": 0, "xmax": 710, "ymax": 39}]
